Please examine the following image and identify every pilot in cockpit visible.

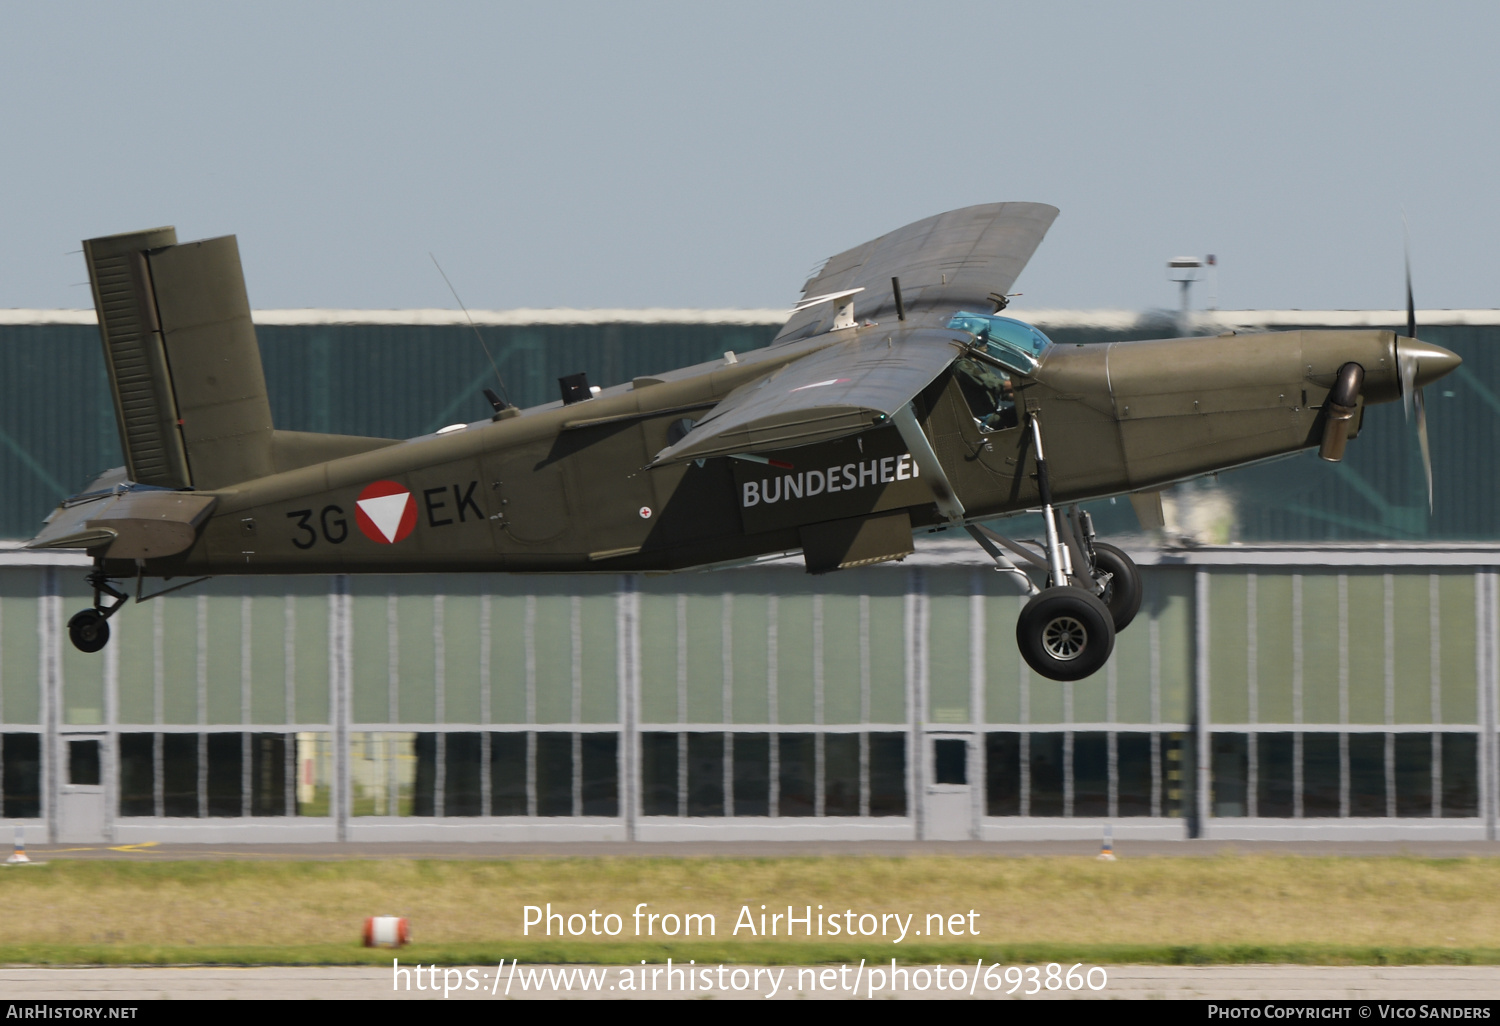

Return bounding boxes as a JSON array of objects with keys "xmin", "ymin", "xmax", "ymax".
[
  {"xmin": 954, "ymin": 356, "xmax": 1018, "ymax": 433},
  {"xmin": 946, "ymin": 311, "xmax": 1051, "ymax": 435}
]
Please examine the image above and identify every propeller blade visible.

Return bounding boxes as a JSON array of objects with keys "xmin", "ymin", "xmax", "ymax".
[
  {"xmin": 1401, "ymin": 215, "xmax": 1418, "ymax": 420},
  {"xmin": 1404, "ymin": 220, "xmax": 1417, "ymax": 342},
  {"xmin": 1415, "ymin": 385, "xmax": 1433, "ymax": 513},
  {"xmin": 1401, "ymin": 216, "xmax": 1435, "ymax": 511},
  {"xmin": 1399, "ymin": 348, "xmax": 1417, "ymax": 421}
]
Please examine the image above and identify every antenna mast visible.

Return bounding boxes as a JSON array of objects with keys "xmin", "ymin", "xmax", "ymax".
[{"xmin": 430, "ymin": 253, "xmax": 514, "ymax": 412}]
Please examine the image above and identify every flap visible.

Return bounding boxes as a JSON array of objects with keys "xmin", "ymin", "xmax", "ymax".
[
  {"xmin": 650, "ymin": 327, "xmax": 965, "ymax": 466},
  {"xmin": 775, "ymin": 202, "xmax": 1059, "ymax": 343}
]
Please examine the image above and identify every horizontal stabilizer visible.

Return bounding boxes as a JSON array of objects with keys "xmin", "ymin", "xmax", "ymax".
[
  {"xmin": 650, "ymin": 327, "xmax": 965, "ymax": 465},
  {"xmin": 776, "ymin": 202, "xmax": 1059, "ymax": 343},
  {"xmin": 28, "ymin": 490, "xmax": 217, "ymax": 560}
]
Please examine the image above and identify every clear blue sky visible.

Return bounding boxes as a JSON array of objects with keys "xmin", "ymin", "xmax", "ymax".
[{"xmin": 1, "ymin": 1, "xmax": 1493, "ymax": 312}]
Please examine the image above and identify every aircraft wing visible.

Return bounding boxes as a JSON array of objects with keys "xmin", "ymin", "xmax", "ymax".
[
  {"xmin": 650, "ymin": 327, "xmax": 966, "ymax": 465},
  {"xmin": 775, "ymin": 202, "xmax": 1059, "ymax": 343}
]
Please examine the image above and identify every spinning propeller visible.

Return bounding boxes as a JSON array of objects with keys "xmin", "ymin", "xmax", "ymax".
[
  {"xmin": 1397, "ymin": 232, "xmax": 1447, "ymax": 512},
  {"xmin": 1392, "ymin": 247, "xmax": 1428, "ymax": 510},
  {"xmin": 1318, "ymin": 226, "xmax": 1459, "ymax": 514}
]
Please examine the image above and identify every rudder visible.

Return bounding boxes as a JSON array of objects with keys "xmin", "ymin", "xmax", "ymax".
[{"xmin": 85, "ymin": 228, "xmax": 275, "ymax": 490}]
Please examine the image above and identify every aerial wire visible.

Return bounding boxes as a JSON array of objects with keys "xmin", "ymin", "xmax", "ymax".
[{"xmin": 429, "ymin": 252, "xmax": 512, "ymax": 409}]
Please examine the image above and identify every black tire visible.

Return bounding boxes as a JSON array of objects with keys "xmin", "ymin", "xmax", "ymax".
[
  {"xmin": 1016, "ymin": 586, "xmax": 1115, "ymax": 682},
  {"xmin": 1092, "ymin": 542, "xmax": 1143, "ymax": 632},
  {"xmin": 68, "ymin": 609, "xmax": 110, "ymax": 653}
]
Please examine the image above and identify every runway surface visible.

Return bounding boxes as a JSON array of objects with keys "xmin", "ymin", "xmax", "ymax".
[
  {"xmin": 13, "ymin": 839, "xmax": 1500, "ymax": 861},
  {"xmin": 2, "ymin": 964, "xmax": 1499, "ymax": 1000}
]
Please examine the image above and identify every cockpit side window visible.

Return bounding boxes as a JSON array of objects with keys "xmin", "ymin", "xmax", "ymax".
[{"xmin": 954, "ymin": 357, "xmax": 1017, "ymax": 433}]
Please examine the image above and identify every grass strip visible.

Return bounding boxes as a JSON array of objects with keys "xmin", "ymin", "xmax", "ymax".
[{"xmin": 5, "ymin": 854, "xmax": 1500, "ymax": 964}]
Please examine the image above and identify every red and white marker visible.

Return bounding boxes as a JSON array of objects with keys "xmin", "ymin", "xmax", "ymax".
[
  {"xmin": 639, "ymin": 506, "xmax": 652, "ymax": 519},
  {"xmin": 355, "ymin": 481, "xmax": 417, "ymax": 544},
  {"xmin": 363, "ymin": 915, "xmax": 411, "ymax": 948}
]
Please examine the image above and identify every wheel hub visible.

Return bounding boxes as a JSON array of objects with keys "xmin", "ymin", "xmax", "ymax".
[{"xmin": 1041, "ymin": 615, "xmax": 1088, "ymax": 660}]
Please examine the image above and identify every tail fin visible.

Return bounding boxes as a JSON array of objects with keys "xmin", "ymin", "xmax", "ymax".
[{"xmin": 84, "ymin": 228, "xmax": 274, "ymax": 490}]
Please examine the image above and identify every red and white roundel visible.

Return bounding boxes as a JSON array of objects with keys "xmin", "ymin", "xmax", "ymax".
[{"xmin": 355, "ymin": 480, "xmax": 417, "ymax": 544}]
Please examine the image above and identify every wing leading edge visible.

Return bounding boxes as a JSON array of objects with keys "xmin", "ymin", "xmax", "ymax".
[
  {"xmin": 774, "ymin": 201, "xmax": 1059, "ymax": 343},
  {"xmin": 650, "ymin": 327, "xmax": 967, "ymax": 465}
]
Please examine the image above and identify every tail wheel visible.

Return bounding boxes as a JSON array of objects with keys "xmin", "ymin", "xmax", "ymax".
[
  {"xmin": 1016, "ymin": 586, "xmax": 1115, "ymax": 682},
  {"xmin": 1091, "ymin": 542, "xmax": 1143, "ymax": 632},
  {"xmin": 68, "ymin": 609, "xmax": 110, "ymax": 653}
]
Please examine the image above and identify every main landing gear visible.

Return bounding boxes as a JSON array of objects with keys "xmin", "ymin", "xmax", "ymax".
[
  {"xmin": 966, "ymin": 415, "xmax": 1144, "ymax": 682},
  {"xmin": 67, "ymin": 565, "xmax": 128, "ymax": 654},
  {"xmin": 66, "ymin": 565, "xmax": 212, "ymax": 653}
]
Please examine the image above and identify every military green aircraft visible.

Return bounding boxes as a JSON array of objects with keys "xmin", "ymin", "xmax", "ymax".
[{"xmin": 28, "ymin": 204, "xmax": 1461, "ymax": 681}]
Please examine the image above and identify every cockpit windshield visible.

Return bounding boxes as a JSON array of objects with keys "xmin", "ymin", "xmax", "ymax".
[{"xmin": 946, "ymin": 311, "xmax": 1053, "ymax": 374}]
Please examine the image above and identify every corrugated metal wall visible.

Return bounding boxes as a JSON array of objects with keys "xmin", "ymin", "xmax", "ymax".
[{"xmin": 0, "ymin": 319, "xmax": 1493, "ymax": 541}]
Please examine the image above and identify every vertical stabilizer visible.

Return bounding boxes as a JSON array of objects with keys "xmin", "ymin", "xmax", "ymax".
[{"xmin": 84, "ymin": 229, "xmax": 276, "ymax": 490}]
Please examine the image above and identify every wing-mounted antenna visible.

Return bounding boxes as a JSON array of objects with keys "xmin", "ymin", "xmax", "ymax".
[{"xmin": 792, "ymin": 287, "xmax": 864, "ymax": 331}]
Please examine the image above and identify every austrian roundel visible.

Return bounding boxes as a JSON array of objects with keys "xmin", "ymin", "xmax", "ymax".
[{"xmin": 355, "ymin": 481, "xmax": 417, "ymax": 544}]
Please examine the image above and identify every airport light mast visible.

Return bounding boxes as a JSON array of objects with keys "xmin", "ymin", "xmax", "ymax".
[{"xmin": 1168, "ymin": 256, "xmax": 1203, "ymax": 335}]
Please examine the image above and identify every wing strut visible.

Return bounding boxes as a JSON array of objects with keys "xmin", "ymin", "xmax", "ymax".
[{"xmin": 892, "ymin": 404, "xmax": 965, "ymax": 523}]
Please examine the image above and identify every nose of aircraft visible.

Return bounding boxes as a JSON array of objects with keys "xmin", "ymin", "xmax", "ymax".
[{"xmin": 1396, "ymin": 337, "xmax": 1462, "ymax": 389}]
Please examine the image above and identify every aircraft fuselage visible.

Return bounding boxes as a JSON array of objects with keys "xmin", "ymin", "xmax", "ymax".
[{"xmin": 112, "ymin": 323, "xmax": 1425, "ymax": 579}]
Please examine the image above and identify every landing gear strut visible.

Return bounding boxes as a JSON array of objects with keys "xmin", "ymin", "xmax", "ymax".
[
  {"xmin": 965, "ymin": 413, "xmax": 1145, "ymax": 681},
  {"xmin": 67, "ymin": 565, "xmax": 127, "ymax": 654}
]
